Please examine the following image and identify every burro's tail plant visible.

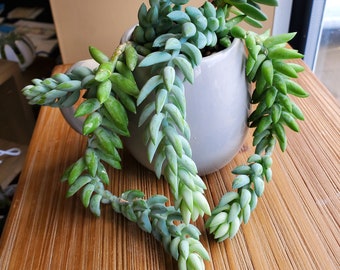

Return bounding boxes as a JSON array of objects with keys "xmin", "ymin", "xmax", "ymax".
[{"xmin": 22, "ymin": 0, "xmax": 309, "ymax": 269}]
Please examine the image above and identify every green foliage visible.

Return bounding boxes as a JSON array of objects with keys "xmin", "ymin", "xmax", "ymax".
[{"xmin": 21, "ymin": 1, "xmax": 309, "ymax": 270}]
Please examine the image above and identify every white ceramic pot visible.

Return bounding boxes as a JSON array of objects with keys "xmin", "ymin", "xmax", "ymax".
[
  {"xmin": 0, "ymin": 34, "xmax": 35, "ymax": 70},
  {"xmin": 61, "ymin": 32, "xmax": 249, "ymax": 175}
]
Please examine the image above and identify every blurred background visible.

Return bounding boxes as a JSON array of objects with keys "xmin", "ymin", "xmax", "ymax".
[
  {"xmin": 313, "ymin": 0, "xmax": 340, "ymax": 101},
  {"xmin": 288, "ymin": 0, "xmax": 340, "ymax": 102}
]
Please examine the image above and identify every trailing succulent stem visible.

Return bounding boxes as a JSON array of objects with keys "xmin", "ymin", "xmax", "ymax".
[
  {"xmin": 86, "ymin": 186, "xmax": 210, "ymax": 269},
  {"xmin": 22, "ymin": 1, "xmax": 308, "ymax": 269},
  {"xmin": 206, "ymin": 29, "xmax": 308, "ymax": 241}
]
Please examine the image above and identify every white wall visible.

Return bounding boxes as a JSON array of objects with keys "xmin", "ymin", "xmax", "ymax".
[{"xmin": 50, "ymin": 0, "xmax": 275, "ymax": 63}]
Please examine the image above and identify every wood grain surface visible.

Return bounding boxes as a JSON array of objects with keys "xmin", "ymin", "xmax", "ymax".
[{"xmin": 0, "ymin": 59, "xmax": 339, "ymax": 270}]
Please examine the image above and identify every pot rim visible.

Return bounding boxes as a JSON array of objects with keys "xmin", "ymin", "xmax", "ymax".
[{"xmin": 121, "ymin": 25, "xmax": 242, "ymax": 63}]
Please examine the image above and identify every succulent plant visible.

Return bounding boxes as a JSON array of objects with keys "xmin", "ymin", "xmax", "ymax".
[{"xmin": 21, "ymin": 0, "xmax": 308, "ymax": 269}]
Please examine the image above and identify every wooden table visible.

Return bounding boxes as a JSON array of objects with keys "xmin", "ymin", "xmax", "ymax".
[{"xmin": 0, "ymin": 59, "xmax": 339, "ymax": 270}]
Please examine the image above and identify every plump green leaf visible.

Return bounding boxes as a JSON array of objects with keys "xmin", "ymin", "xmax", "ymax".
[
  {"xmin": 75, "ymin": 98, "xmax": 101, "ymax": 117},
  {"xmin": 172, "ymin": 56, "xmax": 194, "ymax": 84},
  {"xmin": 139, "ymin": 52, "xmax": 172, "ymax": 67}
]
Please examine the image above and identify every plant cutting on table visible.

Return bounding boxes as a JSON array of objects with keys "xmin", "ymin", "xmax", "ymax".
[{"xmin": 22, "ymin": 0, "xmax": 309, "ymax": 269}]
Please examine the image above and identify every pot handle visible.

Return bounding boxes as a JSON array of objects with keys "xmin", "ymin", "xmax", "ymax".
[{"xmin": 60, "ymin": 59, "xmax": 99, "ymax": 134}]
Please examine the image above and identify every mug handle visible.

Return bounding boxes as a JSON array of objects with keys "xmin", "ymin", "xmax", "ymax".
[{"xmin": 60, "ymin": 59, "xmax": 99, "ymax": 134}]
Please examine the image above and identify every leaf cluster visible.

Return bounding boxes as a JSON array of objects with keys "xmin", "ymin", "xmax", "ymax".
[{"xmin": 21, "ymin": 1, "xmax": 309, "ymax": 270}]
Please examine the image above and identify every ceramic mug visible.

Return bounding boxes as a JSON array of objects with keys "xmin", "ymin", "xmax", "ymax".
[{"xmin": 61, "ymin": 32, "xmax": 249, "ymax": 175}]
